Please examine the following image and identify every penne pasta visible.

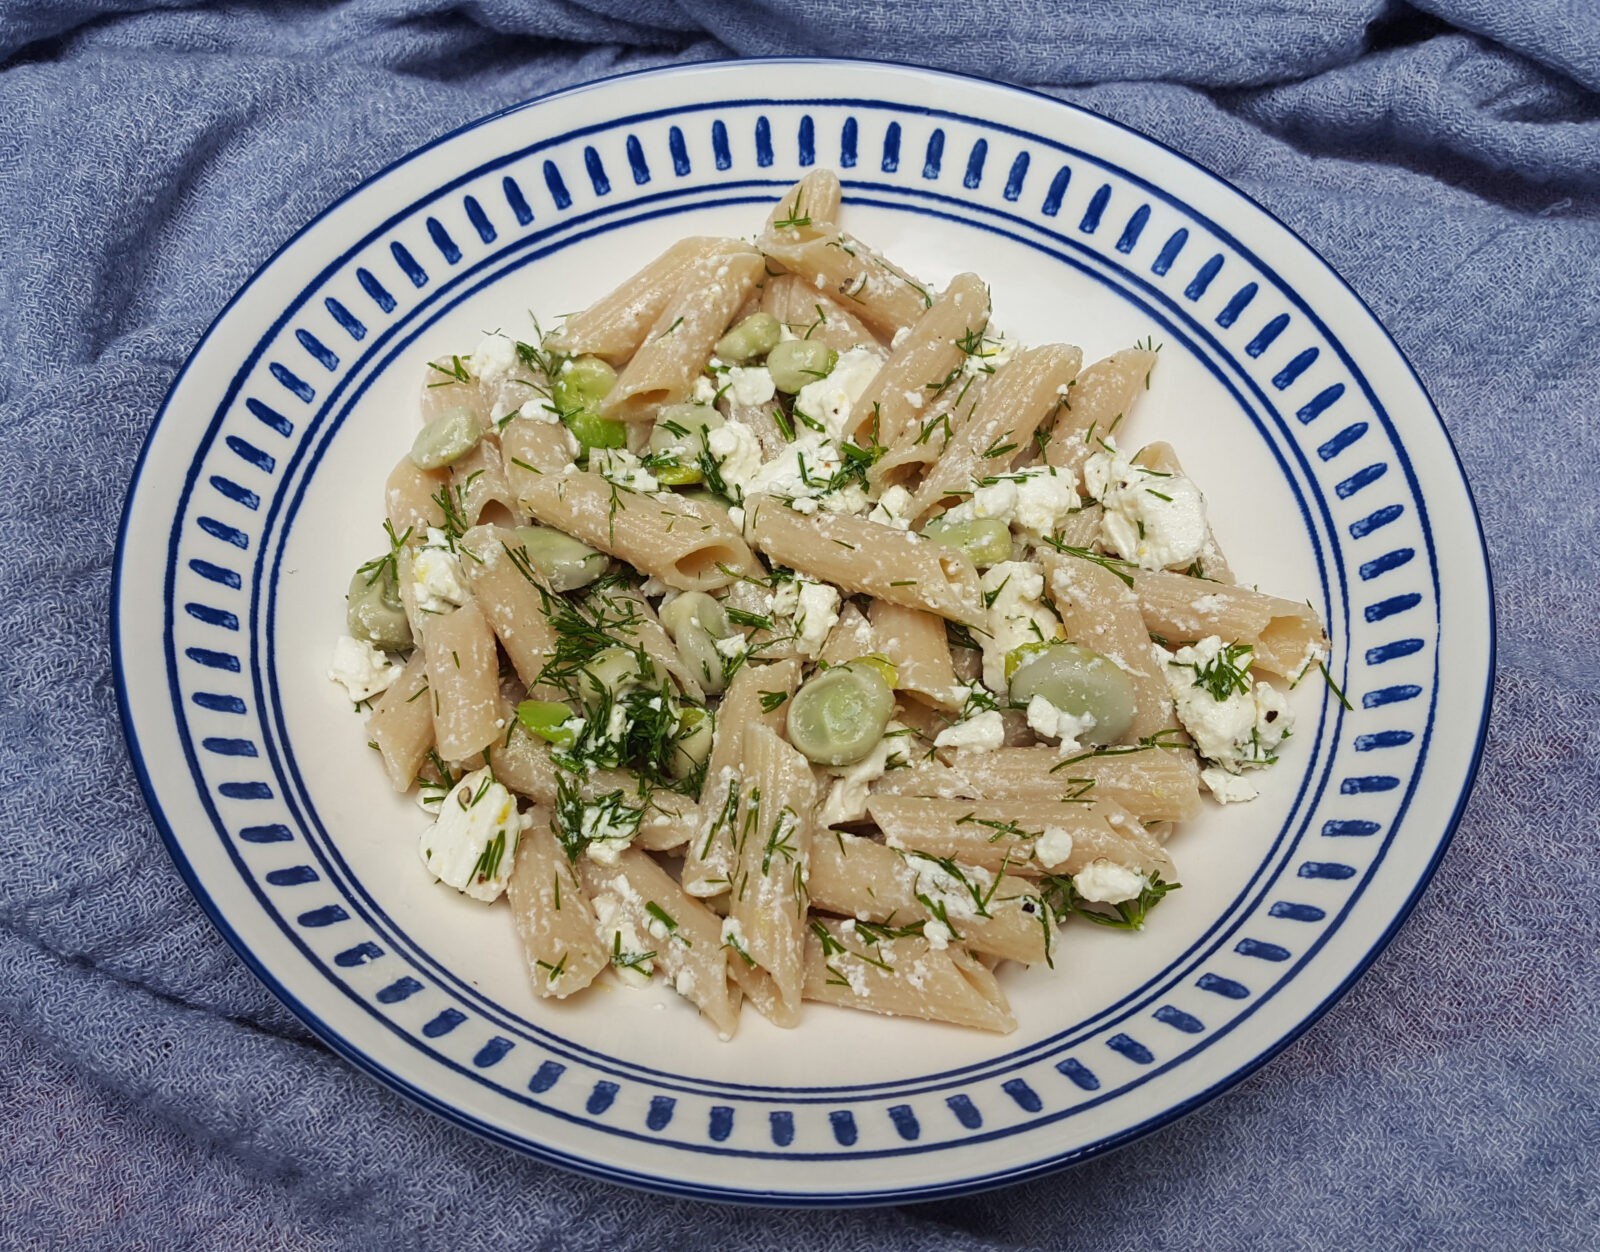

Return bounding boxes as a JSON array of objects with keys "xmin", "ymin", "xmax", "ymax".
[
  {"xmin": 1132, "ymin": 570, "xmax": 1328, "ymax": 677},
  {"xmin": 802, "ymin": 919, "xmax": 1016, "ymax": 1033},
  {"xmin": 420, "ymin": 598, "xmax": 504, "ymax": 762},
  {"xmin": 602, "ymin": 246, "xmax": 765, "ymax": 420},
  {"xmin": 517, "ymin": 468, "xmax": 761, "ymax": 592},
  {"xmin": 507, "ymin": 815, "xmax": 610, "ymax": 999},
  {"xmin": 1044, "ymin": 346, "xmax": 1159, "ymax": 478},
  {"xmin": 867, "ymin": 795, "xmax": 1175, "ymax": 881},
  {"xmin": 740, "ymin": 495, "xmax": 984, "ymax": 626}
]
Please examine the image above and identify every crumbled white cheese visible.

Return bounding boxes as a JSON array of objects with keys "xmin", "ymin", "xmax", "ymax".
[
  {"xmin": 1160, "ymin": 636, "xmax": 1293, "ymax": 787},
  {"xmin": 923, "ymin": 920, "xmax": 952, "ymax": 950},
  {"xmin": 1201, "ymin": 767, "xmax": 1260, "ymax": 804},
  {"xmin": 411, "ymin": 528, "xmax": 467, "ymax": 614},
  {"xmin": 725, "ymin": 365, "xmax": 776, "ymax": 407},
  {"xmin": 868, "ymin": 484, "xmax": 915, "ymax": 530},
  {"xmin": 418, "ymin": 768, "xmax": 527, "ymax": 902},
  {"xmin": 591, "ymin": 447, "xmax": 659, "ymax": 495},
  {"xmin": 516, "ymin": 396, "xmax": 560, "ymax": 423},
  {"xmin": 713, "ymin": 632, "xmax": 748, "ymax": 660},
  {"xmin": 720, "ymin": 916, "xmax": 749, "ymax": 956},
  {"xmin": 706, "ymin": 421, "xmax": 763, "ymax": 493},
  {"xmin": 791, "ymin": 346, "xmax": 883, "ymax": 442},
  {"xmin": 328, "ymin": 635, "xmax": 400, "ymax": 702},
  {"xmin": 934, "ymin": 709, "xmax": 1006, "ymax": 752},
  {"xmin": 467, "ymin": 333, "xmax": 519, "ymax": 389},
  {"xmin": 1026, "ymin": 695, "xmax": 1095, "ymax": 754},
  {"xmin": 468, "ymin": 334, "xmax": 530, "ymax": 422},
  {"xmin": 739, "ymin": 434, "xmax": 867, "ymax": 514},
  {"xmin": 795, "ymin": 579, "xmax": 841, "ymax": 659},
  {"xmin": 1072, "ymin": 859, "xmax": 1146, "ymax": 905},
  {"xmin": 818, "ymin": 723, "xmax": 910, "ymax": 826},
  {"xmin": 1034, "ymin": 824, "xmax": 1075, "ymax": 869},
  {"xmin": 1083, "ymin": 441, "xmax": 1208, "ymax": 570},
  {"xmin": 978, "ymin": 560, "xmax": 1061, "ymax": 690},
  {"xmin": 592, "ymin": 889, "xmax": 655, "ymax": 984},
  {"xmin": 942, "ymin": 465, "xmax": 1080, "ymax": 539},
  {"xmin": 692, "ymin": 374, "xmax": 719, "ymax": 405}
]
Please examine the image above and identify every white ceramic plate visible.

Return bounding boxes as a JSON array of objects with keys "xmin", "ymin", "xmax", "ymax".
[{"xmin": 114, "ymin": 59, "xmax": 1494, "ymax": 1204}]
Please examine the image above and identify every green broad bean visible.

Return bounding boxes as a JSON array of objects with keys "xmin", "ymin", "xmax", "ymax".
[
  {"xmin": 786, "ymin": 662, "xmax": 895, "ymax": 767},
  {"xmin": 550, "ymin": 355, "xmax": 617, "ymax": 413},
  {"xmin": 659, "ymin": 591, "xmax": 733, "ymax": 695},
  {"xmin": 517, "ymin": 699, "xmax": 578, "ymax": 748},
  {"xmin": 550, "ymin": 355, "xmax": 626, "ymax": 450},
  {"xmin": 668, "ymin": 705, "xmax": 715, "ymax": 780},
  {"xmin": 409, "ymin": 408, "xmax": 484, "ymax": 470},
  {"xmin": 766, "ymin": 339, "xmax": 837, "ymax": 394},
  {"xmin": 921, "ymin": 516, "xmax": 1014, "ymax": 568},
  {"xmin": 653, "ymin": 464, "xmax": 704, "ymax": 487},
  {"xmin": 1008, "ymin": 642, "xmax": 1137, "ymax": 745},
  {"xmin": 346, "ymin": 566, "xmax": 412, "ymax": 651},
  {"xmin": 714, "ymin": 312, "xmax": 781, "ymax": 364},
  {"xmin": 562, "ymin": 407, "xmax": 628, "ymax": 452},
  {"xmin": 511, "ymin": 525, "xmax": 609, "ymax": 592},
  {"xmin": 578, "ymin": 647, "xmax": 646, "ymax": 707}
]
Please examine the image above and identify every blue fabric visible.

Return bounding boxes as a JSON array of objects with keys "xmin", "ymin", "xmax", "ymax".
[{"xmin": 1, "ymin": 1, "xmax": 1595, "ymax": 1246}]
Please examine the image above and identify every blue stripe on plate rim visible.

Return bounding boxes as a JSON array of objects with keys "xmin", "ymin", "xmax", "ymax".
[{"xmin": 113, "ymin": 57, "xmax": 1495, "ymax": 1204}]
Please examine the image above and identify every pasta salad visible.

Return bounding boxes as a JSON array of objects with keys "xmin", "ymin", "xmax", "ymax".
[{"xmin": 329, "ymin": 170, "xmax": 1329, "ymax": 1037}]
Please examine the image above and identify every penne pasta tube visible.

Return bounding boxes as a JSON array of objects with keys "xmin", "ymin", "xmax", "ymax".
[
  {"xmin": 385, "ymin": 456, "xmax": 448, "ymax": 537},
  {"xmin": 802, "ymin": 919, "xmax": 1016, "ymax": 1033},
  {"xmin": 1131, "ymin": 570, "xmax": 1329, "ymax": 677},
  {"xmin": 866, "ymin": 795, "xmax": 1175, "ymax": 881},
  {"xmin": 868, "ymin": 600, "xmax": 961, "ymax": 710},
  {"xmin": 679, "ymin": 658, "xmax": 802, "ymax": 897},
  {"xmin": 547, "ymin": 236, "xmax": 742, "ymax": 363},
  {"xmin": 516, "ymin": 468, "xmax": 760, "ymax": 592},
  {"xmin": 740, "ymin": 495, "xmax": 984, "ymax": 626},
  {"xmin": 758, "ymin": 272, "xmax": 882, "ymax": 352},
  {"xmin": 808, "ymin": 831, "xmax": 1051, "ymax": 966},
  {"xmin": 765, "ymin": 169, "xmax": 842, "ymax": 230},
  {"xmin": 449, "ymin": 436, "xmax": 517, "ymax": 529},
  {"xmin": 726, "ymin": 722, "xmax": 818, "ymax": 1025},
  {"xmin": 758, "ymin": 222, "xmax": 934, "ymax": 339},
  {"xmin": 366, "ymin": 650, "xmax": 432, "ymax": 791},
  {"xmin": 602, "ymin": 246, "xmax": 765, "ymax": 420},
  {"xmin": 499, "ymin": 416, "xmax": 577, "ymax": 479},
  {"xmin": 507, "ymin": 815, "xmax": 610, "ymax": 999},
  {"xmin": 1045, "ymin": 346, "xmax": 1159, "ymax": 478},
  {"xmin": 847, "ymin": 272, "xmax": 989, "ymax": 450},
  {"xmin": 458, "ymin": 524, "xmax": 559, "ymax": 690},
  {"xmin": 871, "ymin": 745, "xmax": 1202, "ymax": 825},
  {"xmin": 420, "ymin": 598, "xmax": 504, "ymax": 762},
  {"xmin": 578, "ymin": 849, "xmax": 744, "ymax": 1039},
  {"xmin": 910, "ymin": 344, "xmax": 1082, "ymax": 519}
]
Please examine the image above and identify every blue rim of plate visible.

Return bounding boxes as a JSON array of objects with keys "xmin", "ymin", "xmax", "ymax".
[{"xmin": 113, "ymin": 57, "xmax": 1495, "ymax": 1204}]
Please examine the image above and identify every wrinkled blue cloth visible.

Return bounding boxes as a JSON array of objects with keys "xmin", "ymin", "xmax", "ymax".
[{"xmin": 2, "ymin": 1, "xmax": 1597, "ymax": 1247}]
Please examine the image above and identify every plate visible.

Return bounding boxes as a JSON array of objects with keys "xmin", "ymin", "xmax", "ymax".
[{"xmin": 114, "ymin": 58, "xmax": 1494, "ymax": 1204}]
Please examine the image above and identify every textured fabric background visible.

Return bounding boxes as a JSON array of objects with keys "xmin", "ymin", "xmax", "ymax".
[{"xmin": 1, "ymin": 1, "xmax": 1596, "ymax": 1247}]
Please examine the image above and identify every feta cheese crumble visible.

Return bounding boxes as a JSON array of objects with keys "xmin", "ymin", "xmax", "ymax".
[
  {"xmin": 418, "ymin": 768, "xmax": 528, "ymax": 902},
  {"xmin": 411, "ymin": 528, "xmax": 467, "ymax": 614},
  {"xmin": 978, "ymin": 560, "xmax": 1061, "ymax": 691},
  {"xmin": 328, "ymin": 635, "xmax": 400, "ymax": 702},
  {"xmin": 1160, "ymin": 636, "xmax": 1293, "ymax": 796},
  {"xmin": 818, "ymin": 723, "xmax": 910, "ymax": 826},
  {"xmin": 934, "ymin": 709, "xmax": 1006, "ymax": 752},
  {"xmin": 1072, "ymin": 859, "xmax": 1146, "ymax": 905},
  {"xmin": 1026, "ymin": 695, "xmax": 1096, "ymax": 754},
  {"xmin": 792, "ymin": 346, "xmax": 883, "ymax": 441},
  {"xmin": 725, "ymin": 365, "xmax": 776, "ymax": 407},
  {"xmin": 1034, "ymin": 824, "xmax": 1076, "ymax": 869},
  {"xmin": 591, "ymin": 447, "xmax": 659, "ymax": 495},
  {"xmin": 1083, "ymin": 441, "xmax": 1208, "ymax": 570},
  {"xmin": 706, "ymin": 421, "xmax": 763, "ymax": 492}
]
